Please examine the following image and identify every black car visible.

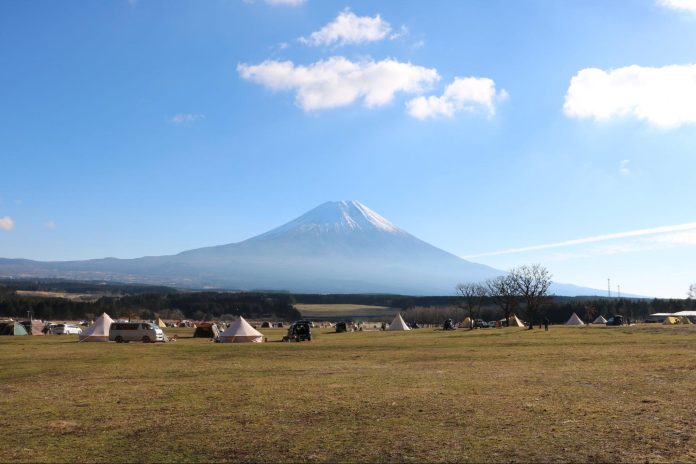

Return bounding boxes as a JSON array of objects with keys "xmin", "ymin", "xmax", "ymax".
[
  {"xmin": 336, "ymin": 322, "xmax": 348, "ymax": 333},
  {"xmin": 606, "ymin": 315, "xmax": 624, "ymax": 326},
  {"xmin": 283, "ymin": 320, "xmax": 312, "ymax": 342},
  {"xmin": 443, "ymin": 319, "xmax": 456, "ymax": 330}
]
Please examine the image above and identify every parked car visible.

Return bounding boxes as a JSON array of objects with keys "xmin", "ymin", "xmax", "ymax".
[
  {"xmin": 473, "ymin": 319, "xmax": 488, "ymax": 328},
  {"xmin": 283, "ymin": 320, "xmax": 312, "ymax": 342},
  {"xmin": 443, "ymin": 319, "xmax": 456, "ymax": 330},
  {"xmin": 109, "ymin": 322, "xmax": 165, "ymax": 343},
  {"xmin": 606, "ymin": 315, "xmax": 624, "ymax": 326},
  {"xmin": 335, "ymin": 322, "xmax": 348, "ymax": 333},
  {"xmin": 50, "ymin": 324, "xmax": 83, "ymax": 335},
  {"xmin": 487, "ymin": 321, "xmax": 498, "ymax": 328}
]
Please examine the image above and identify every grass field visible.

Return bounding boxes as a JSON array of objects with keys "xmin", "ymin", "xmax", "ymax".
[
  {"xmin": 2, "ymin": 325, "xmax": 696, "ymax": 463},
  {"xmin": 295, "ymin": 303, "xmax": 397, "ymax": 319}
]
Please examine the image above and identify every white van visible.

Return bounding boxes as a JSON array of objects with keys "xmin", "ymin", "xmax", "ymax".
[{"xmin": 109, "ymin": 322, "xmax": 165, "ymax": 343}]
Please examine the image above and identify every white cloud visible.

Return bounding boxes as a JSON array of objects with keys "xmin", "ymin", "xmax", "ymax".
[
  {"xmin": 169, "ymin": 113, "xmax": 205, "ymax": 124},
  {"xmin": 564, "ymin": 64, "xmax": 696, "ymax": 128},
  {"xmin": 658, "ymin": 0, "xmax": 696, "ymax": 11},
  {"xmin": 266, "ymin": 0, "xmax": 306, "ymax": 5},
  {"xmin": 619, "ymin": 159, "xmax": 631, "ymax": 176},
  {"xmin": 649, "ymin": 229, "xmax": 696, "ymax": 245},
  {"xmin": 237, "ymin": 57, "xmax": 439, "ymax": 111},
  {"xmin": 465, "ymin": 221, "xmax": 696, "ymax": 259},
  {"xmin": 300, "ymin": 11, "xmax": 392, "ymax": 47},
  {"xmin": 0, "ymin": 216, "xmax": 14, "ymax": 231},
  {"xmin": 406, "ymin": 77, "xmax": 508, "ymax": 120},
  {"xmin": 46, "ymin": 221, "xmax": 56, "ymax": 230}
]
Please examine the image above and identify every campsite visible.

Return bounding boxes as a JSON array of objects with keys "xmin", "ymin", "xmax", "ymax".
[{"xmin": 2, "ymin": 322, "xmax": 696, "ymax": 463}]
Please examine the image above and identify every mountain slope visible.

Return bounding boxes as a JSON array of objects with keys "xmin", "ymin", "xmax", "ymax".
[{"xmin": 0, "ymin": 200, "xmax": 610, "ymax": 295}]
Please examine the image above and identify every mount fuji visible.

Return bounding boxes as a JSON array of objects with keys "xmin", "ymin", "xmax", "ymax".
[{"xmin": 0, "ymin": 201, "xmax": 601, "ymax": 295}]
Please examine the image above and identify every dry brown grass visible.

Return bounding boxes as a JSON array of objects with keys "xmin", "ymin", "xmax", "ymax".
[{"xmin": 2, "ymin": 324, "xmax": 696, "ymax": 463}]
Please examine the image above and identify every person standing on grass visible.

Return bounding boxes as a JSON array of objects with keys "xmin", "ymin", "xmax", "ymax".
[{"xmin": 543, "ymin": 317, "xmax": 549, "ymax": 331}]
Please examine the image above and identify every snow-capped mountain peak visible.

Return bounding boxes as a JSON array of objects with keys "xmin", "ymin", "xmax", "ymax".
[{"xmin": 259, "ymin": 200, "xmax": 404, "ymax": 237}]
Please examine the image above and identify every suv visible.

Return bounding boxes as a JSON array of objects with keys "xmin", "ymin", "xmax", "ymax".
[
  {"xmin": 473, "ymin": 319, "xmax": 488, "ymax": 328},
  {"xmin": 606, "ymin": 315, "xmax": 624, "ymax": 326},
  {"xmin": 50, "ymin": 324, "xmax": 83, "ymax": 335},
  {"xmin": 283, "ymin": 320, "xmax": 312, "ymax": 342},
  {"xmin": 335, "ymin": 322, "xmax": 348, "ymax": 333}
]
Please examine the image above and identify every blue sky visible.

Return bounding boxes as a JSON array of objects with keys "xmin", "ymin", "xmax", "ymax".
[{"xmin": 1, "ymin": 0, "xmax": 696, "ymax": 297}]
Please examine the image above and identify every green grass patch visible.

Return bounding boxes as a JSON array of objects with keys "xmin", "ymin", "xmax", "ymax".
[{"xmin": 2, "ymin": 325, "xmax": 696, "ymax": 462}]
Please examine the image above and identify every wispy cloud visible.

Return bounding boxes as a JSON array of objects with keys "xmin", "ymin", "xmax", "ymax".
[
  {"xmin": 658, "ymin": 0, "xmax": 696, "ymax": 11},
  {"xmin": 299, "ymin": 10, "xmax": 393, "ymax": 47},
  {"xmin": 564, "ymin": 64, "xmax": 696, "ymax": 128},
  {"xmin": 649, "ymin": 229, "xmax": 696, "ymax": 245},
  {"xmin": 238, "ymin": 57, "xmax": 439, "ymax": 111},
  {"xmin": 406, "ymin": 77, "xmax": 508, "ymax": 120},
  {"xmin": 465, "ymin": 221, "xmax": 696, "ymax": 259},
  {"xmin": 265, "ymin": 0, "xmax": 306, "ymax": 6},
  {"xmin": 169, "ymin": 113, "xmax": 205, "ymax": 125},
  {"xmin": 619, "ymin": 159, "xmax": 631, "ymax": 176},
  {"xmin": 0, "ymin": 216, "xmax": 15, "ymax": 231}
]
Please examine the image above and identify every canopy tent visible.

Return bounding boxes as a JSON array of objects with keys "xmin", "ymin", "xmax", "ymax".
[
  {"xmin": 0, "ymin": 322, "xmax": 28, "ymax": 336},
  {"xmin": 592, "ymin": 315, "xmax": 608, "ymax": 324},
  {"xmin": 21, "ymin": 320, "xmax": 45, "ymax": 335},
  {"xmin": 663, "ymin": 316, "xmax": 680, "ymax": 325},
  {"xmin": 565, "ymin": 312, "xmax": 585, "ymax": 326},
  {"xmin": 79, "ymin": 313, "xmax": 114, "ymax": 342},
  {"xmin": 220, "ymin": 316, "xmax": 264, "ymax": 343},
  {"xmin": 387, "ymin": 313, "xmax": 411, "ymax": 331},
  {"xmin": 155, "ymin": 318, "xmax": 167, "ymax": 328}
]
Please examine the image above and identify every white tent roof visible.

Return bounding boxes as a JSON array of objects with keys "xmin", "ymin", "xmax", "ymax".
[
  {"xmin": 221, "ymin": 316, "xmax": 263, "ymax": 338},
  {"xmin": 387, "ymin": 313, "xmax": 410, "ymax": 331},
  {"xmin": 82, "ymin": 313, "xmax": 114, "ymax": 337},
  {"xmin": 592, "ymin": 315, "xmax": 608, "ymax": 324},
  {"xmin": 565, "ymin": 312, "xmax": 585, "ymax": 326}
]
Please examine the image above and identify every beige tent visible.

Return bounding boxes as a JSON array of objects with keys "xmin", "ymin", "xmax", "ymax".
[
  {"xmin": 679, "ymin": 316, "xmax": 692, "ymax": 325},
  {"xmin": 387, "ymin": 313, "xmax": 410, "ymax": 331},
  {"xmin": 592, "ymin": 315, "xmax": 608, "ymax": 324},
  {"xmin": 565, "ymin": 312, "xmax": 585, "ymax": 326},
  {"xmin": 220, "ymin": 316, "xmax": 264, "ymax": 343},
  {"xmin": 503, "ymin": 314, "xmax": 525, "ymax": 327},
  {"xmin": 155, "ymin": 318, "xmax": 167, "ymax": 328},
  {"xmin": 663, "ymin": 316, "xmax": 680, "ymax": 325},
  {"xmin": 79, "ymin": 313, "xmax": 114, "ymax": 342},
  {"xmin": 460, "ymin": 317, "xmax": 473, "ymax": 329}
]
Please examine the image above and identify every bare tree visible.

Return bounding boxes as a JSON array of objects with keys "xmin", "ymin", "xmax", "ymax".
[
  {"xmin": 584, "ymin": 303, "xmax": 597, "ymax": 324},
  {"xmin": 485, "ymin": 275, "xmax": 518, "ymax": 326},
  {"xmin": 455, "ymin": 282, "xmax": 487, "ymax": 328},
  {"xmin": 508, "ymin": 264, "xmax": 553, "ymax": 330},
  {"xmin": 688, "ymin": 283, "xmax": 696, "ymax": 299}
]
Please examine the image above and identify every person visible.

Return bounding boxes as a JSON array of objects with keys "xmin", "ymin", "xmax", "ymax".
[{"xmin": 543, "ymin": 317, "xmax": 549, "ymax": 331}]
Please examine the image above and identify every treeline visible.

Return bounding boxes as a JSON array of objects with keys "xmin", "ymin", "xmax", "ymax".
[
  {"xmin": 401, "ymin": 297, "xmax": 696, "ymax": 325},
  {"xmin": 0, "ymin": 290, "xmax": 300, "ymax": 322}
]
